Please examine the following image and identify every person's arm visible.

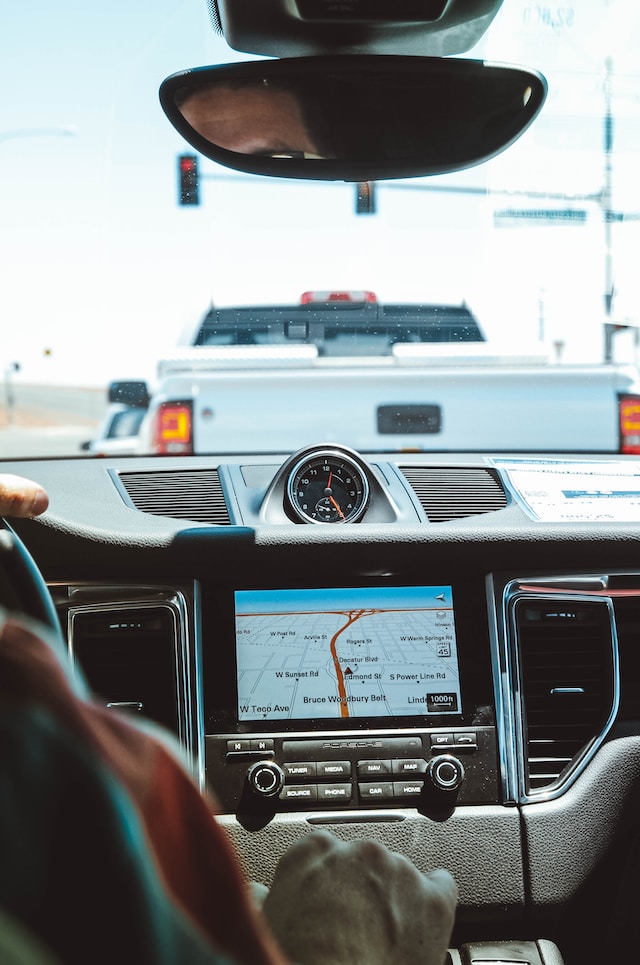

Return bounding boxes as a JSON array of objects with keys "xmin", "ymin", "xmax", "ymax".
[
  {"xmin": 0, "ymin": 474, "xmax": 49, "ymax": 518},
  {"xmin": 262, "ymin": 830, "xmax": 457, "ymax": 965}
]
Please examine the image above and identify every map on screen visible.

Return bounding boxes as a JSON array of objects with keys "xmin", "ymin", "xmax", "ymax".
[{"xmin": 234, "ymin": 586, "xmax": 462, "ymax": 722}]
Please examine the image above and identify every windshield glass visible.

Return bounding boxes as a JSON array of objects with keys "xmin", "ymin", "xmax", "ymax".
[{"xmin": 3, "ymin": 1, "xmax": 640, "ymax": 458}]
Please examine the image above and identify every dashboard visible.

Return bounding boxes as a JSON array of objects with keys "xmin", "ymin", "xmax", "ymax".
[{"xmin": 5, "ymin": 444, "xmax": 640, "ymax": 964}]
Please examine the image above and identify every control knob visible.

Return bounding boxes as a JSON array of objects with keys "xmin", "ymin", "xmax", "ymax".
[
  {"xmin": 427, "ymin": 754, "xmax": 465, "ymax": 793},
  {"xmin": 246, "ymin": 760, "xmax": 285, "ymax": 798}
]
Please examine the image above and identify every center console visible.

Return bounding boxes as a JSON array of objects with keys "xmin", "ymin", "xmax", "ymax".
[{"xmin": 202, "ymin": 581, "xmax": 500, "ymax": 820}]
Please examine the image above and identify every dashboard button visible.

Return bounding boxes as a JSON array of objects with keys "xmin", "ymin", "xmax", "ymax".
[
  {"xmin": 358, "ymin": 759, "xmax": 392, "ymax": 777},
  {"xmin": 430, "ymin": 734, "xmax": 454, "ymax": 750},
  {"xmin": 283, "ymin": 762, "xmax": 317, "ymax": 780},
  {"xmin": 454, "ymin": 732, "xmax": 477, "ymax": 750},
  {"xmin": 318, "ymin": 783, "xmax": 352, "ymax": 802},
  {"xmin": 227, "ymin": 739, "xmax": 252, "ymax": 753},
  {"xmin": 317, "ymin": 761, "xmax": 351, "ymax": 778},
  {"xmin": 250, "ymin": 738, "xmax": 275, "ymax": 752},
  {"xmin": 393, "ymin": 780, "xmax": 424, "ymax": 798},
  {"xmin": 359, "ymin": 781, "xmax": 394, "ymax": 801},
  {"xmin": 392, "ymin": 758, "xmax": 427, "ymax": 776},
  {"xmin": 280, "ymin": 784, "xmax": 318, "ymax": 802}
]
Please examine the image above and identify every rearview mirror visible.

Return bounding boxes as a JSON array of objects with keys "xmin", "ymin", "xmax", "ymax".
[{"xmin": 159, "ymin": 55, "xmax": 546, "ymax": 182}]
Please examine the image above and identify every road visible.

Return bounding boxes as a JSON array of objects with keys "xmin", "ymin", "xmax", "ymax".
[{"xmin": 0, "ymin": 383, "xmax": 106, "ymax": 459}]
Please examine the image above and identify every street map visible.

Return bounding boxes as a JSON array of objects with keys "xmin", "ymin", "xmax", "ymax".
[{"xmin": 235, "ymin": 586, "xmax": 462, "ymax": 722}]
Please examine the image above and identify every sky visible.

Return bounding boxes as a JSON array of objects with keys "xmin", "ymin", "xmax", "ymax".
[{"xmin": 3, "ymin": 0, "xmax": 640, "ymax": 387}]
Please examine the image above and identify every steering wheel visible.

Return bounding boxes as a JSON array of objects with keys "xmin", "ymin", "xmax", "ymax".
[{"xmin": 0, "ymin": 519, "xmax": 60, "ymax": 632}]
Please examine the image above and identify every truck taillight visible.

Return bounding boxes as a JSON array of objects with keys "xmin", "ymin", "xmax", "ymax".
[
  {"xmin": 152, "ymin": 402, "xmax": 193, "ymax": 454},
  {"xmin": 619, "ymin": 394, "xmax": 640, "ymax": 453},
  {"xmin": 300, "ymin": 290, "xmax": 377, "ymax": 304}
]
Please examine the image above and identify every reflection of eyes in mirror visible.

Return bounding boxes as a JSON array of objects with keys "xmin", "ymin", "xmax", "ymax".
[{"xmin": 177, "ymin": 81, "xmax": 330, "ymax": 159}]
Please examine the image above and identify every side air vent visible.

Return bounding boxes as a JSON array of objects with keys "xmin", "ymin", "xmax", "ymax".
[
  {"xmin": 69, "ymin": 605, "xmax": 180, "ymax": 736},
  {"xmin": 116, "ymin": 469, "xmax": 230, "ymax": 524},
  {"xmin": 400, "ymin": 467, "xmax": 507, "ymax": 521},
  {"xmin": 514, "ymin": 597, "xmax": 617, "ymax": 796}
]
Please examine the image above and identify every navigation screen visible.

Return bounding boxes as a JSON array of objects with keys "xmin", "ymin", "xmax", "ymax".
[{"xmin": 234, "ymin": 586, "xmax": 462, "ymax": 722}]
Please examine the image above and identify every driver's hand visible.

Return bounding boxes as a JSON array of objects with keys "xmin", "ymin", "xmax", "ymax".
[
  {"xmin": 262, "ymin": 830, "xmax": 457, "ymax": 965},
  {"xmin": 0, "ymin": 474, "xmax": 49, "ymax": 517}
]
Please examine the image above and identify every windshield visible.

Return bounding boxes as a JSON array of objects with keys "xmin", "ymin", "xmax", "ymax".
[{"xmin": 3, "ymin": 1, "xmax": 640, "ymax": 458}]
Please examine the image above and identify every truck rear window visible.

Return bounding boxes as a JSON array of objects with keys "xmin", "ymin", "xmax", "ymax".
[{"xmin": 195, "ymin": 302, "xmax": 484, "ymax": 356}]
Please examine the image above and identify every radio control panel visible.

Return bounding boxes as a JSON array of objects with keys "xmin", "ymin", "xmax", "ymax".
[{"xmin": 206, "ymin": 726, "xmax": 498, "ymax": 815}]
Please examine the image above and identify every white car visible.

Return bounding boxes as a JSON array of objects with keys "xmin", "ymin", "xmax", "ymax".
[{"xmin": 82, "ymin": 403, "xmax": 147, "ymax": 456}]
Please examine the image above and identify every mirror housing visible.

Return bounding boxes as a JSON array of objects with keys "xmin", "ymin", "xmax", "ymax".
[
  {"xmin": 206, "ymin": 0, "xmax": 505, "ymax": 58},
  {"xmin": 107, "ymin": 380, "xmax": 150, "ymax": 408},
  {"xmin": 160, "ymin": 55, "xmax": 546, "ymax": 182}
]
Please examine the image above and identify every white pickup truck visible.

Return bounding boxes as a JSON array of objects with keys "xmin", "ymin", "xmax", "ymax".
[{"xmin": 122, "ymin": 293, "xmax": 640, "ymax": 456}]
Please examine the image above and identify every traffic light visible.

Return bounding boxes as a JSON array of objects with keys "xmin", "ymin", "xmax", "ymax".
[
  {"xmin": 355, "ymin": 181, "xmax": 376, "ymax": 215},
  {"xmin": 178, "ymin": 154, "xmax": 199, "ymax": 205}
]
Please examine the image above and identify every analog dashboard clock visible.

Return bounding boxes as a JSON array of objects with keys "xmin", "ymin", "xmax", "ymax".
[{"xmin": 286, "ymin": 448, "xmax": 370, "ymax": 524}]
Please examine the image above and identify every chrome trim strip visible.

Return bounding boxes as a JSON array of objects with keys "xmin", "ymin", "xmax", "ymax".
[
  {"xmin": 307, "ymin": 811, "xmax": 406, "ymax": 825},
  {"xmin": 169, "ymin": 588, "xmax": 195, "ymax": 759},
  {"xmin": 486, "ymin": 574, "xmax": 519, "ymax": 805},
  {"xmin": 191, "ymin": 580, "xmax": 206, "ymax": 791},
  {"xmin": 210, "ymin": 724, "xmax": 485, "ymax": 741}
]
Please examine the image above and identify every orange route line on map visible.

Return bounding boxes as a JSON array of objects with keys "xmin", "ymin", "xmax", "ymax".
[{"xmin": 329, "ymin": 608, "xmax": 379, "ymax": 718}]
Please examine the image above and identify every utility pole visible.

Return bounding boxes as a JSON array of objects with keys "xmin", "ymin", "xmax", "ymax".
[
  {"xmin": 3, "ymin": 362, "xmax": 20, "ymax": 426},
  {"xmin": 602, "ymin": 57, "xmax": 616, "ymax": 363}
]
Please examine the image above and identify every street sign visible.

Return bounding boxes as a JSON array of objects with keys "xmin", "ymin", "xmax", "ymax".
[{"xmin": 494, "ymin": 208, "xmax": 588, "ymax": 226}]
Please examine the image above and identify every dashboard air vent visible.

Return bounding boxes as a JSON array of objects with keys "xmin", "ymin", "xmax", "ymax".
[
  {"xmin": 117, "ymin": 469, "xmax": 230, "ymax": 524},
  {"xmin": 400, "ymin": 467, "xmax": 507, "ymax": 521},
  {"xmin": 69, "ymin": 605, "xmax": 180, "ymax": 735},
  {"xmin": 514, "ymin": 598, "xmax": 616, "ymax": 795}
]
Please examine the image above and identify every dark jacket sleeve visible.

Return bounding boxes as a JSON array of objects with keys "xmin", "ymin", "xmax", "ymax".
[
  {"xmin": 0, "ymin": 704, "xmax": 236, "ymax": 965},
  {"xmin": 0, "ymin": 613, "xmax": 289, "ymax": 965}
]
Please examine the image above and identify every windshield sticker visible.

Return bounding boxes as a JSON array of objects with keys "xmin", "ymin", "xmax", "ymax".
[{"xmin": 490, "ymin": 458, "xmax": 640, "ymax": 522}]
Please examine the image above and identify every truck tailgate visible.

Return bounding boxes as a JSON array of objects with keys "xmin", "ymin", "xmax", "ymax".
[{"xmin": 156, "ymin": 363, "xmax": 635, "ymax": 453}]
